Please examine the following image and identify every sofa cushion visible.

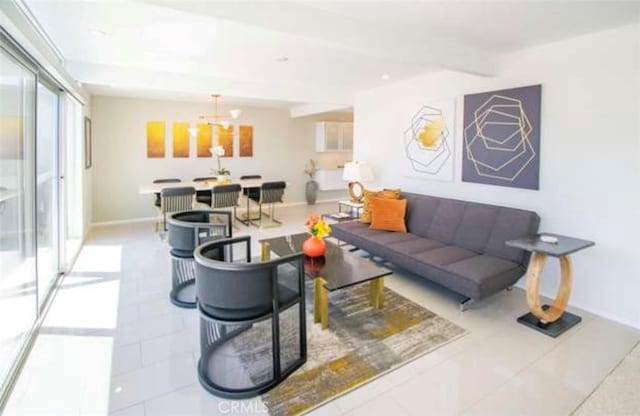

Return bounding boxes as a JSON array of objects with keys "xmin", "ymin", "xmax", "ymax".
[
  {"xmin": 370, "ymin": 197, "xmax": 407, "ymax": 233},
  {"xmin": 413, "ymin": 246, "xmax": 477, "ymax": 266},
  {"xmin": 426, "ymin": 199, "xmax": 466, "ymax": 244},
  {"xmin": 360, "ymin": 188, "xmax": 400, "ymax": 223},
  {"xmin": 443, "ymin": 254, "xmax": 524, "ymax": 299},
  {"xmin": 404, "ymin": 193, "xmax": 440, "ymax": 238},
  {"xmin": 387, "ymin": 237, "xmax": 444, "ymax": 254},
  {"xmin": 452, "ymin": 204, "xmax": 499, "ymax": 252},
  {"xmin": 484, "ymin": 207, "xmax": 540, "ymax": 263}
]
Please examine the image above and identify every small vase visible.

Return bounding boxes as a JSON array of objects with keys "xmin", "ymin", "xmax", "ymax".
[
  {"xmin": 218, "ymin": 174, "xmax": 231, "ymax": 184},
  {"xmin": 302, "ymin": 236, "xmax": 326, "ymax": 257},
  {"xmin": 305, "ymin": 180, "xmax": 319, "ymax": 205}
]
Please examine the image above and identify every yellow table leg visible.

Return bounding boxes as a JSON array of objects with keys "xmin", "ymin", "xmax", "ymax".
[
  {"xmin": 314, "ymin": 277, "xmax": 329, "ymax": 329},
  {"xmin": 526, "ymin": 253, "xmax": 573, "ymax": 324},
  {"xmin": 369, "ymin": 277, "xmax": 384, "ymax": 309},
  {"xmin": 261, "ymin": 242, "xmax": 270, "ymax": 261}
]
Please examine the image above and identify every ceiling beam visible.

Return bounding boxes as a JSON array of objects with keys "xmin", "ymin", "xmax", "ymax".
[
  {"xmin": 289, "ymin": 103, "xmax": 351, "ymax": 118},
  {"xmin": 140, "ymin": 0, "xmax": 500, "ymax": 77},
  {"xmin": 66, "ymin": 60, "xmax": 355, "ymax": 105}
]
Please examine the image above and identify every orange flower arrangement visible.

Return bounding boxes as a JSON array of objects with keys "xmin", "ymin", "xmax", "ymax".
[{"xmin": 304, "ymin": 214, "xmax": 331, "ymax": 239}]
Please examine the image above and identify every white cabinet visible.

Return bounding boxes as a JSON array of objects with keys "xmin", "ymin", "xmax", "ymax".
[
  {"xmin": 315, "ymin": 169, "xmax": 345, "ymax": 190},
  {"xmin": 315, "ymin": 122, "xmax": 354, "ymax": 152}
]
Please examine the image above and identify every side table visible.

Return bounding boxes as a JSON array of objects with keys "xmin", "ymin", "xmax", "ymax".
[
  {"xmin": 506, "ymin": 233, "xmax": 595, "ymax": 338},
  {"xmin": 338, "ymin": 200, "xmax": 364, "ymax": 218}
]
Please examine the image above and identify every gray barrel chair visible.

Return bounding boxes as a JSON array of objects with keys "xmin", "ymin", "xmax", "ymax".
[
  {"xmin": 194, "ymin": 235, "xmax": 307, "ymax": 398},
  {"xmin": 167, "ymin": 210, "xmax": 232, "ymax": 308}
]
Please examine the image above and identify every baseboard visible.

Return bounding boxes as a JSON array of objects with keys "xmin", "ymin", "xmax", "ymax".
[
  {"xmin": 90, "ymin": 198, "xmax": 344, "ymax": 228},
  {"xmin": 91, "ymin": 216, "xmax": 156, "ymax": 227}
]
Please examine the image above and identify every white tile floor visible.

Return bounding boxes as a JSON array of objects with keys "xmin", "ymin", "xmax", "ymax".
[{"xmin": 3, "ymin": 202, "xmax": 639, "ymax": 416}]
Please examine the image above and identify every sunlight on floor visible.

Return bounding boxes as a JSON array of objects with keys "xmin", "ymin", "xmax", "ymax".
[{"xmin": 72, "ymin": 245, "xmax": 123, "ymax": 273}]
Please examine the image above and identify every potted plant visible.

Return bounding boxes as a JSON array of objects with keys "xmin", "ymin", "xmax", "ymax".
[
  {"xmin": 211, "ymin": 146, "xmax": 231, "ymax": 182},
  {"xmin": 304, "ymin": 159, "xmax": 319, "ymax": 205}
]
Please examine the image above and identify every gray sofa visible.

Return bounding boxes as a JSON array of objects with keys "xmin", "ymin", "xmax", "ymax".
[{"xmin": 331, "ymin": 192, "xmax": 540, "ymax": 307}]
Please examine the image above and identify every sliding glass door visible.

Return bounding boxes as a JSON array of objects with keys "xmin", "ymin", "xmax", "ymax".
[
  {"xmin": 1, "ymin": 29, "xmax": 85, "ymax": 403},
  {"xmin": 0, "ymin": 47, "xmax": 37, "ymax": 394},
  {"xmin": 35, "ymin": 81, "xmax": 60, "ymax": 308},
  {"xmin": 62, "ymin": 95, "xmax": 83, "ymax": 269}
]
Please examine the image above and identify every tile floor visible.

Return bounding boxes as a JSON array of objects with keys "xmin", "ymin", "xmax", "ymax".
[{"xmin": 3, "ymin": 202, "xmax": 639, "ymax": 416}]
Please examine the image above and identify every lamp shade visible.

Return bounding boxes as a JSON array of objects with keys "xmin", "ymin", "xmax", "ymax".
[{"xmin": 343, "ymin": 162, "xmax": 374, "ymax": 182}]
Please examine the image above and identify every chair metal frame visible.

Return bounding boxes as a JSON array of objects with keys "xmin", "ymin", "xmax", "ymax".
[
  {"xmin": 249, "ymin": 181, "xmax": 286, "ymax": 229},
  {"xmin": 194, "ymin": 235, "xmax": 307, "ymax": 399},
  {"xmin": 236, "ymin": 175, "xmax": 262, "ymax": 225}
]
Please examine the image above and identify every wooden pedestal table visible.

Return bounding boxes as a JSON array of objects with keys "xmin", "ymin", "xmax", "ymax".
[{"xmin": 506, "ymin": 234, "xmax": 595, "ymax": 338}]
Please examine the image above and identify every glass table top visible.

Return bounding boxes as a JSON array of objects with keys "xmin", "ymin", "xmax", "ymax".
[{"xmin": 259, "ymin": 233, "xmax": 392, "ymax": 291}]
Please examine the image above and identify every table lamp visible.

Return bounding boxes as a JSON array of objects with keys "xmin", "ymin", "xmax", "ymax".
[{"xmin": 342, "ymin": 161, "xmax": 374, "ymax": 203}]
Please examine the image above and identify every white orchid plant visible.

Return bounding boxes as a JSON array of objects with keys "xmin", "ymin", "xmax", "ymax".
[{"xmin": 211, "ymin": 146, "xmax": 230, "ymax": 176}]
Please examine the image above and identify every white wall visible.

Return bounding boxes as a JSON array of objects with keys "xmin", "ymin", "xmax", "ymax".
[
  {"xmin": 353, "ymin": 24, "xmax": 640, "ymax": 328},
  {"xmin": 91, "ymin": 96, "xmax": 350, "ymax": 223}
]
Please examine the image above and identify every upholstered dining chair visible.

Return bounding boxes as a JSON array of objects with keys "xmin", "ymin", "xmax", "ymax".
[
  {"xmin": 210, "ymin": 184, "xmax": 241, "ymax": 228},
  {"xmin": 236, "ymin": 175, "xmax": 262, "ymax": 225},
  {"xmin": 152, "ymin": 178, "xmax": 181, "ymax": 208},
  {"xmin": 193, "ymin": 177, "xmax": 217, "ymax": 205},
  {"xmin": 167, "ymin": 210, "xmax": 232, "ymax": 308},
  {"xmin": 194, "ymin": 235, "xmax": 306, "ymax": 398},
  {"xmin": 249, "ymin": 181, "xmax": 286, "ymax": 228},
  {"xmin": 157, "ymin": 186, "xmax": 195, "ymax": 233}
]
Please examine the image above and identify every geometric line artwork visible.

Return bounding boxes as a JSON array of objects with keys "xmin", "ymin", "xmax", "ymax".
[
  {"xmin": 403, "ymin": 100, "xmax": 455, "ymax": 182},
  {"xmin": 462, "ymin": 85, "xmax": 541, "ymax": 190}
]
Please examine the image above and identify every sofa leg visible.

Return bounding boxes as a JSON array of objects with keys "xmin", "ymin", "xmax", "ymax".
[
  {"xmin": 506, "ymin": 286, "xmax": 514, "ymax": 291},
  {"xmin": 459, "ymin": 298, "xmax": 473, "ymax": 312}
]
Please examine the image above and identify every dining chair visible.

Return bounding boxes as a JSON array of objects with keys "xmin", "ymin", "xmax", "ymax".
[
  {"xmin": 249, "ymin": 181, "xmax": 286, "ymax": 229},
  {"xmin": 157, "ymin": 186, "xmax": 195, "ymax": 233},
  {"xmin": 193, "ymin": 177, "xmax": 217, "ymax": 205},
  {"xmin": 211, "ymin": 184, "xmax": 241, "ymax": 229},
  {"xmin": 238, "ymin": 175, "xmax": 262, "ymax": 225},
  {"xmin": 152, "ymin": 178, "xmax": 181, "ymax": 208},
  {"xmin": 194, "ymin": 235, "xmax": 306, "ymax": 398},
  {"xmin": 167, "ymin": 209, "xmax": 232, "ymax": 308}
]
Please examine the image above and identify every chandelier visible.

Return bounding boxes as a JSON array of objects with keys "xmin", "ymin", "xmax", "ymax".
[{"xmin": 199, "ymin": 94, "xmax": 241, "ymax": 128}]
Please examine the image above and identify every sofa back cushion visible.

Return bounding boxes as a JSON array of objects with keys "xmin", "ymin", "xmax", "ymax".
[
  {"xmin": 452, "ymin": 204, "xmax": 500, "ymax": 252},
  {"xmin": 403, "ymin": 193, "xmax": 440, "ymax": 238},
  {"xmin": 402, "ymin": 192, "xmax": 540, "ymax": 264},
  {"xmin": 426, "ymin": 199, "xmax": 466, "ymax": 244},
  {"xmin": 484, "ymin": 207, "xmax": 540, "ymax": 263}
]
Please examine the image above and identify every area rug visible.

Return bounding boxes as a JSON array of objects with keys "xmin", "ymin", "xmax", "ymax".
[{"xmin": 238, "ymin": 280, "xmax": 467, "ymax": 415}]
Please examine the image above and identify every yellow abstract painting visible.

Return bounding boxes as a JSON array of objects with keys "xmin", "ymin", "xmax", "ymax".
[
  {"xmin": 172, "ymin": 122, "xmax": 189, "ymax": 158},
  {"xmin": 196, "ymin": 123, "xmax": 213, "ymax": 157},
  {"xmin": 239, "ymin": 125, "xmax": 253, "ymax": 157},
  {"xmin": 146, "ymin": 121, "xmax": 165, "ymax": 158},
  {"xmin": 217, "ymin": 125, "xmax": 233, "ymax": 157}
]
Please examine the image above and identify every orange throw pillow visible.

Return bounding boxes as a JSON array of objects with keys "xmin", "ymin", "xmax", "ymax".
[
  {"xmin": 360, "ymin": 188, "xmax": 401, "ymax": 223},
  {"xmin": 370, "ymin": 198, "xmax": 407, "ymax": 233}
]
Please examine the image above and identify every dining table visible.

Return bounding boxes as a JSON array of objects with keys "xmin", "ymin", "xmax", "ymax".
[{"xmin": 138, "ymin": 178, "xmax": 280, "ymax": 195}]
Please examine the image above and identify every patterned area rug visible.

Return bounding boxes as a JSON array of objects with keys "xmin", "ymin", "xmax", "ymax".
[{"xmin": 246, "ymin": 280, "xmax": 467, "ymax": 415}]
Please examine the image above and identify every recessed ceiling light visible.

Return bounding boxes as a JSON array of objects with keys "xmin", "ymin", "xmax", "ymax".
[
  {"xmin": 89, "ymin": 29, "xmax": 107, "ymax": 36},
  {"xmin": 275, "ymin": 56, "xmax": 289, "ymax": 63},
  {"xmin": 381, "ymin": 74, "xmax": 390, "ymax": 80}
]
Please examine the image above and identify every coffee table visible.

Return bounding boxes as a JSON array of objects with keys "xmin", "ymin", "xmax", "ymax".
[{"xmin": 259, "ymin": 233, "xmax": 392, "ymax": 330}]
